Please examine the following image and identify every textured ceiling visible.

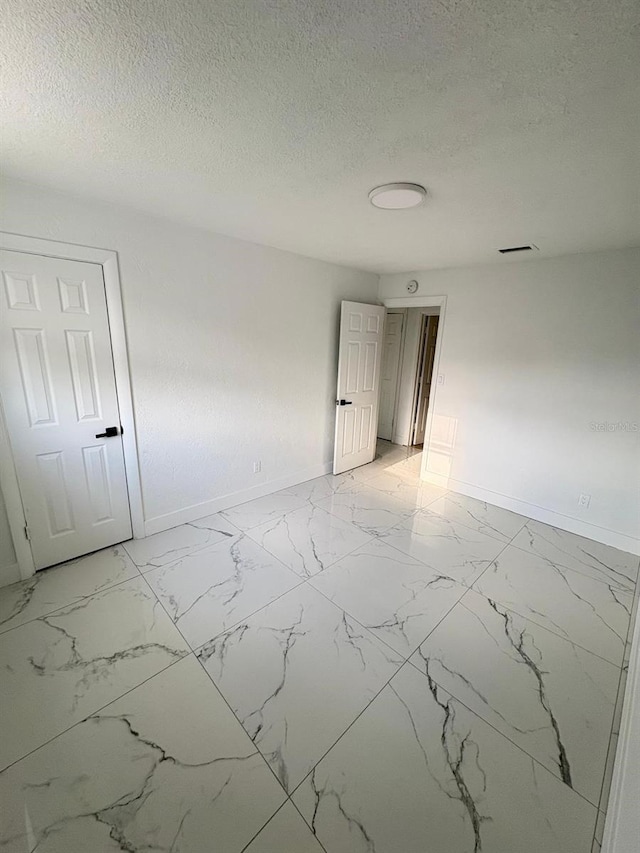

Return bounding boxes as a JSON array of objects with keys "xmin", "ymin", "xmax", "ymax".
[{"xmin": 1, "ymin": 0, "xmax": 639, "ymax": 272}]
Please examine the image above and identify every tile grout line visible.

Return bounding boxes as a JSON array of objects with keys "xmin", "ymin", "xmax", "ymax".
[
  {"xmin": 135, "ymin": 567, "xmax": 302, "ymax": 844},
  {"xmin": 0, "ymin": 563, "xmax": 146, "ymax": 639},
  {"xmin": 0, "ymin": 543, "xmax": 142, "ymax": 640},
  {"xmin": 464, "ymin": 527, "xmax": 633, "ymax": 670},
  {"xmin": 286, "ymin": 588, "xmax": 474, "ymax": 813},
  {"xmin": 594, "ymin": 575, "xmax": 640, "ymax": 820},
  {"xmin": 0, "ymin": 650, "xmax": 189, "ymax": 774},
  {"xmin": 403, "ymin": 652, "xmax": 603, "ymax": 812}
]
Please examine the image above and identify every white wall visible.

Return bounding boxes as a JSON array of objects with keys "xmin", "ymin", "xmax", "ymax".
[
  {"xmin": 0, "ymin": 178, "xmax": 378, "ymax": 548},
  {"xmin": 380, "ymin": 248, "xmax": 640, "ymax": 554}
]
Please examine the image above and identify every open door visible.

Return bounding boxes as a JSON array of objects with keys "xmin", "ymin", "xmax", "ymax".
[
  {"xmin": 411, "ymin": 315, "xmax": 439, "ymax": 446},
  {"xmin": 333, "ymin": 301, "xmax": 386, "ymax": 475}
]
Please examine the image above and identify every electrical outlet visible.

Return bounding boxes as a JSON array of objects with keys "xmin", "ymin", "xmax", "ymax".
[
  {"xmin": 578, "ymin": 493, "xmax": 591, "ymax": 509},
  {"xmin": 253, "ymin": 461, "xmax": 261, "ymax": 474},
  {"xmin": 437, "ymin": 374, "xmax": 445, "ymax": 385}
]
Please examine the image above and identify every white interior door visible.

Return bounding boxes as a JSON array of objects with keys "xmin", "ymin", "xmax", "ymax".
[
  {"xmin": 412, "ymin": 315, "xmax": 439, "ymax": 446},
  {"xmin": 333, "ymin": 301, "xmax": 386, "ymax": 475},
  {"xmin": 377, "ymin": 311, "xmax": 404, "ymax": 441},
  {"xmin": 0, "ymin": 250, "xmax": 132, "ymax": 570}
]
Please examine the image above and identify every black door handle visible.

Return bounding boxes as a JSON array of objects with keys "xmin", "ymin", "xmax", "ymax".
[
  {"xmin": 336, "ymin": 400, "xmax": 353, "ymax": 406},
  {"xmin": 95, "ymin": 426, "xmax": 122, "ymax": 438}
]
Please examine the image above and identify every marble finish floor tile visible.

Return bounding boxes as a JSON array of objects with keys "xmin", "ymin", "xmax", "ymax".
[
  {"xmin": 379, "ymin": 509, "xmax": 507, "ymax": 585},
  {"xmin": 198, "ymin": 583, "xmax": 401, "ymax": 792},
  {"xmin": 0, "ymin": 655, "xmax": 286, "ymax": 853},
  {"xmin": 244, "ymin": 801, "xmax": 325, "ymax": 853},
  {"xmin": 282, "ymin": 475, "xmax": 341, "ymax": 503},
  {"xmin": 381, "ymin": 453, "xmax": 424, "ymax": 482},
  {"xmin": 311, "ymin": 538, "xmax": 466, "ymax": 657},
  {"xmin": 123, "ymin": 512, "xmax": 240, "ymax": 571},
  {"xmin": 411, "ymin": 589, "xmax": 619, "ymax": 804},
  {"xmin": 427, "ymin": 492, "xmax": 528, "ymax": 542},
  {"xmin": 308, "ymin": 470, "xmax": 390, "ymax": 501},
  {"xmin": 474, "ymin": 545, "xmax": 633, "ymax": 666},
  {"xmin": 0, "ymin": 545, "xmax": 138, "ymax": 634},
  {"xmin": 365, "ymin": 471, "xmax": 447, "ymax": 510},
  {"xmin": 314, "ymin": 486, "xmax": 417, "ymax": 536},
  {"xmin": 246, "ymin": 502, "xmax": 371, "ymax": 578},
  {"xmin": 0, "ymin": 576, "xmax": 189, "ymax": 771},
  {"xmin": 221, "ymin": 492, "xmax": 312, "ymax": 531},
  {"xmin": 293, "ymin": 663, "xmax": 596, "ymax": 853},
  {"xmin": 511, "ymin": 519, "xmax": 639, "ymax": 591},
  {"xmin": 145, "ymin": 534, "xmax": 301, "ymax": 650}
]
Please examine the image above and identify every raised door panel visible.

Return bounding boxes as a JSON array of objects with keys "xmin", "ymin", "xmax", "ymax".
[
  {"xmin": 82, "ymin": 444, "xmax": 115, "ymax": 525},
  {"xmin": 36, "ymin": 451, "xmax": 76, "ymax": 537},
  {"xmin": 3, "ymin": 271, "xmax": 40, "ymax": 311},
  {"xmin": 66, "ymin": 330, "xmax": 102, "ymax": 421},
  {"xmin": 12, "ymin": 328, "xmax": 58, "ymax": 427}
]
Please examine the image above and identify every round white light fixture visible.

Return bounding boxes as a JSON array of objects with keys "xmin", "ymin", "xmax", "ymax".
[{"xmin": 368, "ymin": 182, "xmax": 427, "ymax": 210}]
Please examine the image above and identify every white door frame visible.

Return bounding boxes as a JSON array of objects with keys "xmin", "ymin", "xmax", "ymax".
[
  {"xmin": 382, "ymin": 295, "xmax": 446, "ymax": 482},
  {"xmin": 0, "ymin": 231, "xmax": 144, "ymax": 580}
]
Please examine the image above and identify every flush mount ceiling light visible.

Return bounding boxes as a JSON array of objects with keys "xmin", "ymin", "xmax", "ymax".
[{"xmin": 368, "ymin": 183, "xmax": 427, "ymax": 210}]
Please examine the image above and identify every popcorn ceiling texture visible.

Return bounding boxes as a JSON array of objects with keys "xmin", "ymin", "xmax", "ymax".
[{"xmin": 2, "ymin": 0, "xmax": 639, "ymax": 272}]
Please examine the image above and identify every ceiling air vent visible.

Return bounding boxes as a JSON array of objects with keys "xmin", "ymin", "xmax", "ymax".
[{"xmin": 498, "ymin": 244, "xmax": 538, "ymax": 254}]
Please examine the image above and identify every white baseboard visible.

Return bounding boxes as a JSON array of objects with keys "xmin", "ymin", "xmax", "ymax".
[
  {"xmin": 143, "ymin": 461, "xmax": 333, "ymax": 538},
  {"xmin": 601, "ymin": 589, "xmax": 640, "ymax": 852},
  {"xmin": 421, "ymin": 472, "xmax": 640, "ymax": 556},
  {"xmin": 0, "ymin": 562, "xmax": 21, "ymax": 589}
]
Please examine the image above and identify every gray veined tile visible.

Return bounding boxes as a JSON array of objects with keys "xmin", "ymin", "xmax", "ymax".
[
  {"xmin": 283, "ymin": 475, "xmax": 339, "ymax": 503},
  {"xmin": 511, "ymin": 519, "xmax": 639, "ymax": 591},
  {"xmin": 314, "ymin": 471, "xmax": 385, "ymax": 500},
  {"xmin": 246, "ymin": 502, "xmax": 371, "ymax": 578},
  {"xmin": 145, "ymin": 534, "xmax": 301, "ymax": 650},
  {"xmin": 366, "ymin": 471, "xmax": 447, "ymax": 510},
  {"xmin": 427, "ymin": 492, "xmax": 527, "ymax": 542},
  {"xmin": 0, "ymin": 576, "xmax": 189, "ymax": 771},
  {"xmin": 221, "ymin": 492, "xmax": 311, "ymax": 531},
  {"xmin": 474, "ymin": 545, "xmax": 633, "ymax": 667},
  {"xmin": 292, "ymin": 663, "xmax": 596, "ymax": 853},
  {"xmin": 310, "ymin": 538, "xmax": 466, "ymax": 657},
  {"xmin": 378, "ymin": 508, "xmax": 506, "ymax": 585},
  {"xmin": 314, "ymin": 486, "xmax": 417, "ymax": 536},
  {"xmin": 123, "ymin": 512, "xmax": 240, "ymax": 571},
  {"xmin": 244, "ymin": 801, "xmax": 325, "ymax": 853},
  {"xmin": 411, "ymin": 589, "xmax": 619, "ymax": 805},
  {"xmin": 0, "ymin": 656, "xmax": 286, "ymax": 853},
  {"xmin": 198, "ymin": 583, "xmax": 401, "ymax": 793},
  {"xmin": 0, "ymin": 545, "xmax": 138, "ymax": 634}
]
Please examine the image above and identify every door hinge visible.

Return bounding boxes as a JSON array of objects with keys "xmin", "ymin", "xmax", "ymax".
[{"xmin": 24, "ymin": 523, "xmax": 31, "ymax": 541}]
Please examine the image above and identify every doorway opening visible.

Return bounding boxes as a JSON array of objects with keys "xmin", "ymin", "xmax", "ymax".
[{"xmin": 377, "ymin": 302, "xmax": 442, "ymax": 476}]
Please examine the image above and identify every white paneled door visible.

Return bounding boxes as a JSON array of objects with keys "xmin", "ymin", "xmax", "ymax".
[
  {"xmin": 333, "ymin": 301, "xmax": 386, "ymax": 475},
  {"xmin": 0, "ymin": 250, "xmax": 132, "ymax": 570}
]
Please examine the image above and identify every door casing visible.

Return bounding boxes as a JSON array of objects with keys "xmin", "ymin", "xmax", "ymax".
[{"xmin": 0, "ymin": 231, "xmax": 144, "ymax": 580}]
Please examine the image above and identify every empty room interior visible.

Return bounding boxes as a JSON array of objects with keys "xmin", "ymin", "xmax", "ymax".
[{"xmin": 1, "ymin": 1, "xmax": 639, "ymax": 851}]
